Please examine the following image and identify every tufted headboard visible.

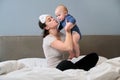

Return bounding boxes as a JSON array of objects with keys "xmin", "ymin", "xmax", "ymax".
[{"xmin": 0, "ymin": 35, "xmax": 120, "ymax": 61}]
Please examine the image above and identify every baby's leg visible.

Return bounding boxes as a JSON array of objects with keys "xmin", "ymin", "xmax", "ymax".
[
  {"xmin": 74, "ymin": 42, "xmax": 80, "ymax": 57},
  {"xmin": 72, "ymin": 32, "xmax": 80, "ymax": 57}
]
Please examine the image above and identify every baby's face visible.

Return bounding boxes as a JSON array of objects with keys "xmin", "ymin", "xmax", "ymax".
[{"xmin": 55, "ymin": 8, "xmax": 66, "ymax": 22}]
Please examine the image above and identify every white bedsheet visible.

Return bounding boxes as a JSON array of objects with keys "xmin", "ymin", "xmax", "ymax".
[{"xmin": 0, "ymin": 57, "xmax": 119, "ymax": 80}]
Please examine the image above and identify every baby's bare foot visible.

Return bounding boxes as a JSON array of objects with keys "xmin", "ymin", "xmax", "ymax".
[
  {"xmin": 75, "ymin": 53, "xmax": 80, "ymax": 58},
  {"xmin": 68, "ymin": 53, "xmax": 75, "ymax": 59}
]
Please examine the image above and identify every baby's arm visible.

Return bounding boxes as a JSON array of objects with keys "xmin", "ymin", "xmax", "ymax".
[
  {"xmin": 65, "ymin": 15, "xmax": 76, "ymax": 30},
  {"xmin": 65, "ymin": 22, "xmax": 74, "ymax": 30},
  {"xmin": 64, "ymin": 20, "xmax": 75, "ymax": 32}
]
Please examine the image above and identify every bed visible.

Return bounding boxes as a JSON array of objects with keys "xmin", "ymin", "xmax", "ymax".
[{"xmin": 0, "ymin": 35, "xmax": 120, "ymax": 80}]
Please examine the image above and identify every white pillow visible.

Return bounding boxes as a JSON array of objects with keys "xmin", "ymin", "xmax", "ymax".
[
  {"xmin": 0, "ymin": 60, "xmax": 25, "ymax": 74},
  {"xmin": 18, "ymin": 58, "xmax": 47, "ymax": 68}
]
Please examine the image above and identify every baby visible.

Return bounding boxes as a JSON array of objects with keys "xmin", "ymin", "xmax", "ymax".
[{"xmin": 55, "ymin": 4, "xmax": 82, "ymax": 59}]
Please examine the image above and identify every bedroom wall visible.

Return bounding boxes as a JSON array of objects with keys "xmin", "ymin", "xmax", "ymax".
[{"xmin": 0, "ymin": 0, "xmax": 120, "ymax": 35}]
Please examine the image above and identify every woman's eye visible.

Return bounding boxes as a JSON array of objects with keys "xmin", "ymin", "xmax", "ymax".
[
  {"xmin": 47, "ymin": 18, "xmax": 51, "ymax": 22},
  {"xmin": 48, "ymin": 19, "xmax": 51, "ymax": 22}
]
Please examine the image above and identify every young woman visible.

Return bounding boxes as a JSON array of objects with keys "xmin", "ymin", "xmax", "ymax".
[{"xmin": 38, "ymin": 14, "xmax": 99, "ymax": 71}]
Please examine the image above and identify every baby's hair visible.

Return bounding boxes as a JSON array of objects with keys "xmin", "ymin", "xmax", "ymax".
[{"xmin": 57, "ymin": 4, "xmax": 68, "ymax": 13}]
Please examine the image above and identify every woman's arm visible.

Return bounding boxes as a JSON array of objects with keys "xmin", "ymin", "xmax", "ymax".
[{"xmin": 51, "ymin": 22, "xmax": 74, "ymax": 52}]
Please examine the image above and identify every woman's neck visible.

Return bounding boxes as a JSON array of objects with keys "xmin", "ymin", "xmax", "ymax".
[
  {"xmin": 49, "ymin": 29, "xmax": 61, "ymax": 40},
  {"xmin": 49, "ymin": 29, "xmax": 59, "ymax": 36}
]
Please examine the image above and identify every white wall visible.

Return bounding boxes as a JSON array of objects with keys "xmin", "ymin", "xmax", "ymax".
[{"xmin": 0, "ymin": 0, "xmax": 120, "ymax": 35}]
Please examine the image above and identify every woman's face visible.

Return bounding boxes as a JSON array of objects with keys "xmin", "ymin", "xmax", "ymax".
[{"xmin": 45, "ymin": 16, "xmax": 58, "ymax": 29}]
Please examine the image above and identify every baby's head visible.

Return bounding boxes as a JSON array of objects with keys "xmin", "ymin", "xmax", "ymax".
[{"xmin": 55, "ymin": 4, "xmax": 68, "ymax": 21}]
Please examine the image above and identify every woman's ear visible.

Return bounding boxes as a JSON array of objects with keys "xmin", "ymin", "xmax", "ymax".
[{"xmin": 44, "ymin": 26, "xmax": 49, "ymax": 30}]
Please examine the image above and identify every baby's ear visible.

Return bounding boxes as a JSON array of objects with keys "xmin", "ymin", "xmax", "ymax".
[{"xmin": 65, "ymin": 11, "xmax": 68, "ymax": 15}]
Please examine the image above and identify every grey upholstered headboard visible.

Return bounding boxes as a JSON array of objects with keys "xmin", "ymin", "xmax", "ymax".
[
  {"xmin": 0, "ymin": 36, "xmax": 44, "ymax": 61},
  {"xmin": 0, "ymin": 35, "xmax": 120, "ymax": 61},
  {"xmin": 80, "ymin": 35, "xmax": 120, "ymax": 59}
]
